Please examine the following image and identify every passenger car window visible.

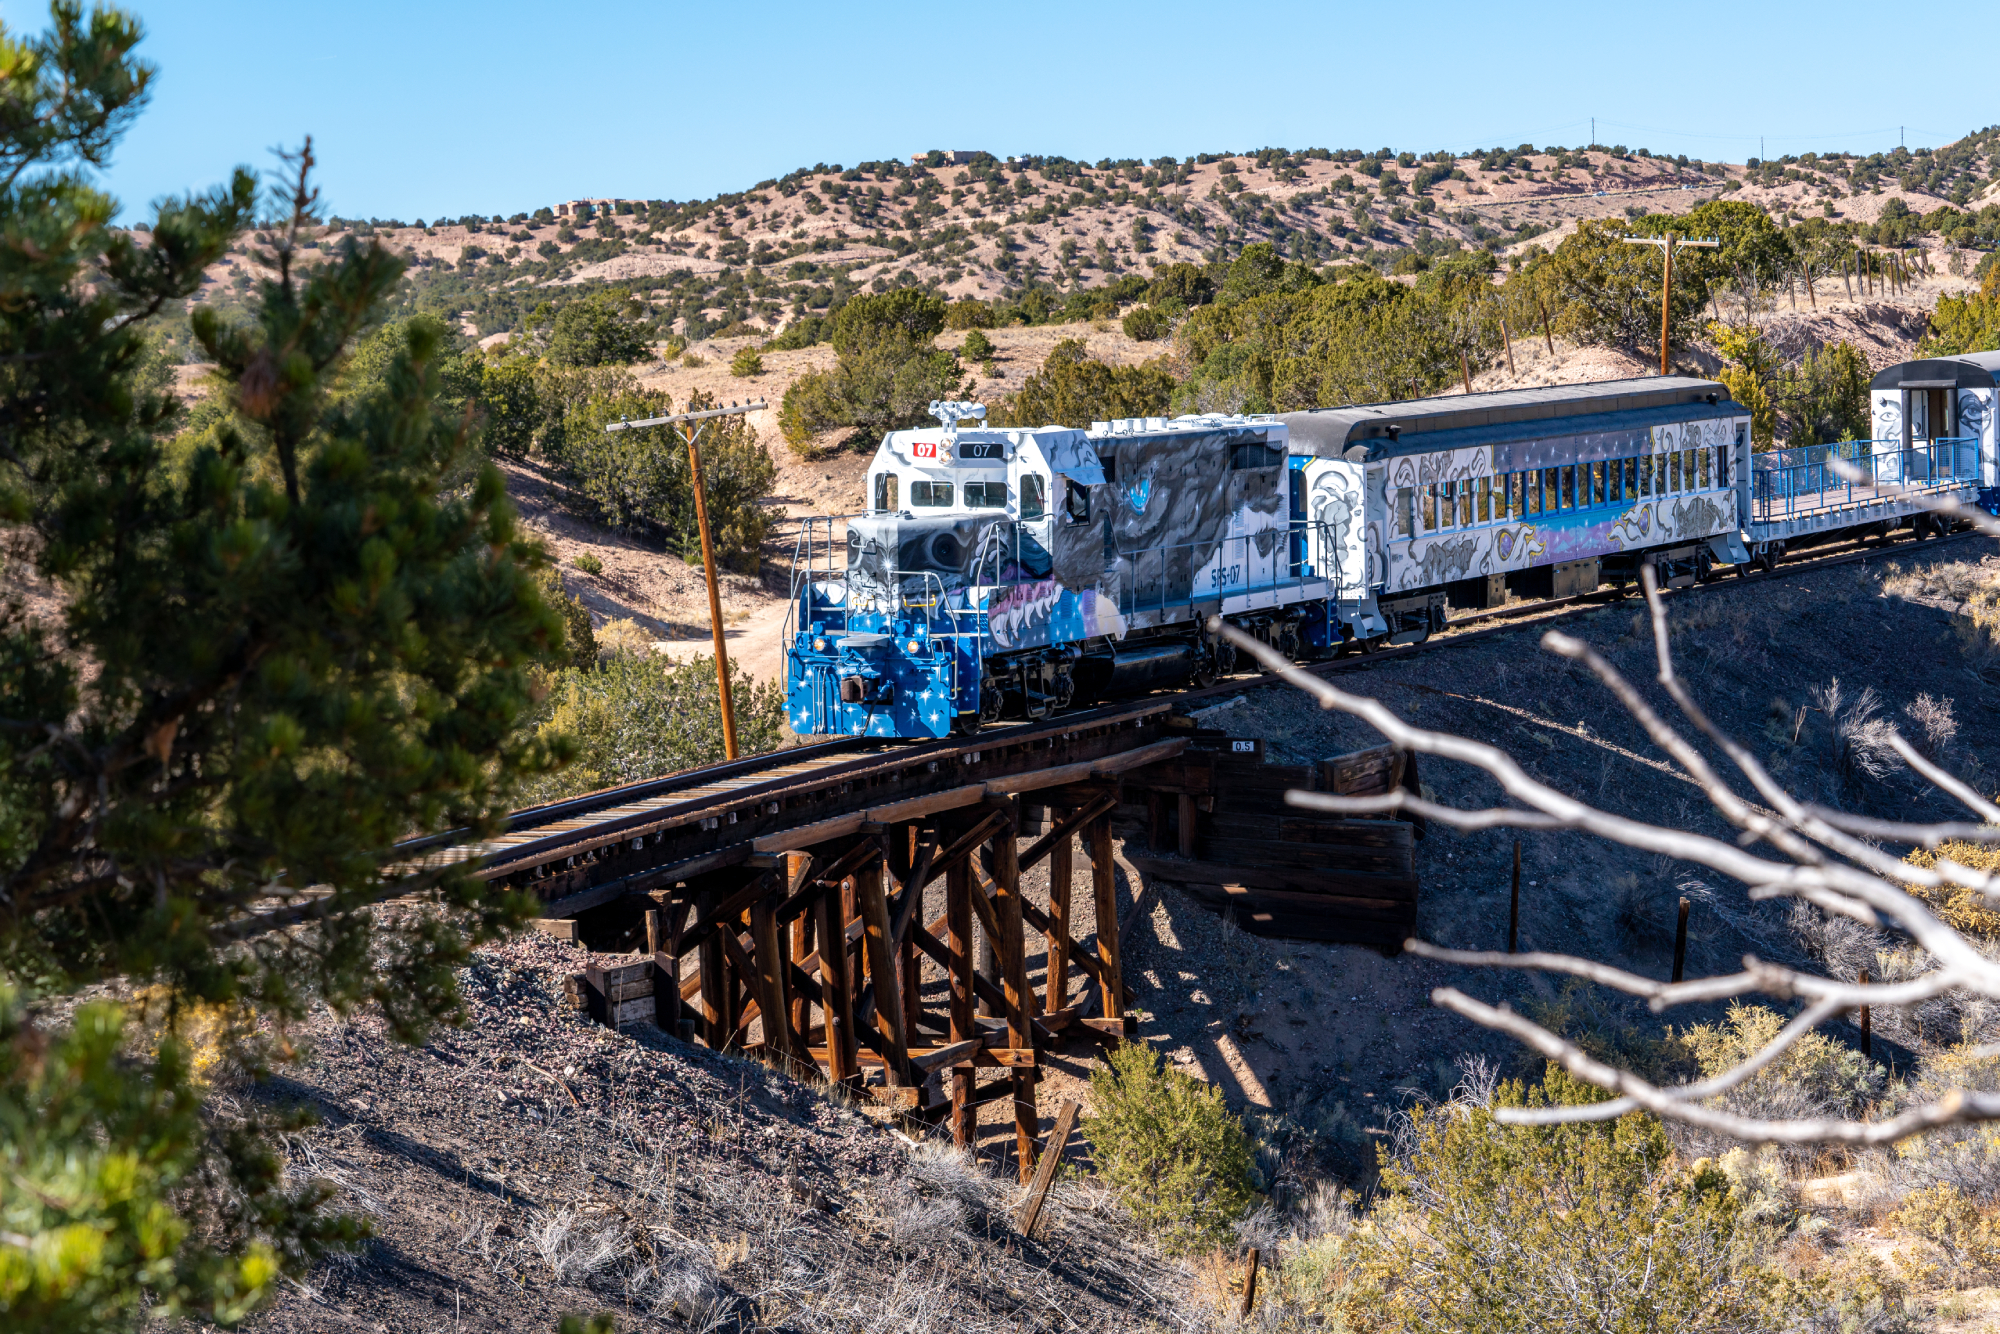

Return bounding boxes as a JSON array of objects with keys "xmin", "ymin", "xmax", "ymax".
[{"xmin": 910, "ymin": 480, "xmax": 953, "ymax": 507}]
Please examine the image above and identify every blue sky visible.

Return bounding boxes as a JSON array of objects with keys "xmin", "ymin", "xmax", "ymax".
[{"xmin": 22, "ymin": 0, "xmax": 1993, "ymax": 224}]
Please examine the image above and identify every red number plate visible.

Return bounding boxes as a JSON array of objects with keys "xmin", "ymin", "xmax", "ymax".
[{"xmin": 911, "ymin": 441, "xmax": 938, "ymax": 459}]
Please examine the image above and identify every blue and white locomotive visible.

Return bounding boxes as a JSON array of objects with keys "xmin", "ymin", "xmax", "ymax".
[{"xmin": 784, "ymin": 379, "xmax": 1760, "ymax": 738}]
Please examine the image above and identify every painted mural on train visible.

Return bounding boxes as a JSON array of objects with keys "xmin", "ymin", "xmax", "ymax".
[{"xmin": 1364, "ymin": 417, "xmax": 1740, "ymax": 595}]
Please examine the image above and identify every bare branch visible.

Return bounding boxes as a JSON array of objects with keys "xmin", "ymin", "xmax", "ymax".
[
  {"xmin": 1826, "ymin": 457, "xmax": 2000, "ymax": 541},
  {"xmin": 1888, "ymin": 731, "xmax": 2000, "ymax": 824},
  {"xmin": 1436, "ymin": 988, "xmax": 2000, "ymax": 1143},
  {"xmin": 1219, "ymin": 542, "xmax": 2000, "ymax": 1145}
]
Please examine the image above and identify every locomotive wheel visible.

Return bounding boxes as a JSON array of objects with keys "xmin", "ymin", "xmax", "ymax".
[
  {"xmin": 978, "ymin": 680, "xmax": 1004, "ymax": 724},
  {"xmin": 950, "ymin": 713, "xmax": 982, "ymax": 738}
]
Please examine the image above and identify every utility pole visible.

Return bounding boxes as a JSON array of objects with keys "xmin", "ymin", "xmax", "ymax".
[
  {"xmin": 605, "ymin": 398, "xmax": 768, "ymax": 759},
  {"xmin": 1623, "ymin": 233, "xmax": 1719, "ymax": 375}
]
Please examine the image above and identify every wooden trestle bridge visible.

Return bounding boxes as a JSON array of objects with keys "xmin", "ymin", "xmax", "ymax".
[{"xmin": 420, "ymin": 700, "xmax": 1421, "ymax": 1180}]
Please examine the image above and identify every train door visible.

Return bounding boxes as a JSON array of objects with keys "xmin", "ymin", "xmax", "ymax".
[
  {"xmin": 1288, "ymin": 459, "xmax": 1308, "ymax": 577},
  {"xmin": 1007, "ymin": 454, "xmax": 1054, "ymax": 584}
]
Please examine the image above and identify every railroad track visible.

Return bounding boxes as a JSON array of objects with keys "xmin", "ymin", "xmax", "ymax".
[{"xmin": 400, "ymin": 524, "xmax": 1983, "ymax": 908}]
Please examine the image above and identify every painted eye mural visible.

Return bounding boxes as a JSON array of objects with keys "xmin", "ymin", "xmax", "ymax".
[
  {"xmin": 1874, "ymin": 396, "xmax": 1902, "ymax": 444},
  {"xmin": 1960, "ymin": 389, "xmax": 1991, "ymax": 444}
]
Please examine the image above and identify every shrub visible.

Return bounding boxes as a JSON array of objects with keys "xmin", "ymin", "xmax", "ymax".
[
  {"xmin": 543, "ymin": 289, "xmax": 655, "ymax": 367},
  {"xmin": 517, "ymin": 654, "xmax": 788, "ymax": 805},
  {"xmin": 593, "ymin": 618, "xmax": 655, "ymax": 659},
  {"xmin": 729, "ymin": 346, "xmax": 764, "ymax": 377},
  {"xmin": 1082, "ymin": 1040, "xmax": 1256, "ymax": 1255},
  {"xmin": 1678, "ymin": 1003, "xmax": 1884, "ymax": 1161},
  {"xmin": 1121, "ymin": 305, "xmax": 1171, "ymax": 341},
  {"xmin": 764, "ymin": 316, "xmax": 826, "ymax": 350},
  {"xmin": 778, "ymin": 291, "xmax": 967, "ymax": 452},
  {"xmin": 960, "ymin": 328, "xmax": 994, "ymax": 362},
  {"xmin": 991, "ymin": 339, "xmax": 1174, "ymax": 428},
  {"xmin": 570, "ymin": 552, "xmax": 604, "ymax": 576},
  {"xmin": 532, "ymin": 568, "xmax": 597, "ymax": 670},
  {"xmin": 1357, "ymin": 1066, "xmax": 1786, "ymax": 1331},
  {"xmin": 944, "ymin": 298, "xmax": 996, "ymax": 329},
  {"xmin": 1888, "ymin": 1184, "xmax": 2000, "ymax": 1284},
  {"xmin": 1905, "ymin": 841, "xmax": 2000, "ymax": 937}
]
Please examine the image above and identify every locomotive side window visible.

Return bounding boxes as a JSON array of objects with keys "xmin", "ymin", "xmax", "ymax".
[
  {"xmin": 911, "ymin": 480, "xmax": 954, "ymax": 507},
  {"xmin": 1063, "ymin": 480, "xmax": 1090, "ymax": 522},
  {"xmin": 1230, "ymin": 441, "xmax": 1284, "ymax": 469},
  {"xmin": 875, "ymin": 472, "xmax": 899, "ymax": 511},
  {"xmin": 1020, "ymin": 474, "xmax": 1046, "ymax": 519},
  {"xmin": 965, "ymin": 481, "xmax": 1008, "ymax": 508}
]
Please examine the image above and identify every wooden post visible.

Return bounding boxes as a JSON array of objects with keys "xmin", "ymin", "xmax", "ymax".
[
  {"xmin": 787, "ymin": 853, "xmax": 811, "ymax": 1043},
  {"xmin": 1500, "ymin": 317, "xmax": 1517, "ymax": 376},
  {"xmin": 989, "ymin": 804, "xmax": 1037, "ymax": 1183},
  {"xmin": 1803, "ymin": 261, "xmax": 1816, "ymax": 310},
  {"xmin": 1016, "ymin": 1099, "xmax": 1081, "ymax": 1238},
  {"xmin": 1089, "ymin": 811, "xmax": 1125, "ymax": 1023},
  {"xmin": 899, "ymin": 827, "xmax": 923, "ymax": 1043},
  {"xmin": 1241, "ymin": 1247, "xmax": 1261, "ymax": 1318},
  {"xmin": 1657, "ymin": 237, "xmax": 1673, "ymax": 375},
  {"xmin": 856, "ymin": 858, "xmax": 909, "ymax": 1084},
  {"xmin": 1508, "ymin": 840, "xmax": 1521, "ymax": 953},
  {"xmin": 751, "ymin": 891, "xmax": 795, "ymax": 1067},
  {"xmin": 816, "ymin": 883, "xmax": 856, "ymax": 1084},
  {"xmin": 1177, "ymin": 793, "xmax": 1198, "ymax": 859},
  {"xmin": 1859, "ymin": 966, "xmax": 1872, "ymax": 1058},
  {"xmin": 679, "ymin": 420, "xmax": 738, "ymax": 760},
  {"xmin": 947, "ymin": 858, "xmax": 976, "ymax": 1147},
  {"xmin": 1046, "ymin": 821, "xmax": 1073, "ymax": 1014},
  {"xmin": 698, "ymin": 935, "xmax": 728, "ymax": 1049},
  {"xmin": 1536, "ymin": 295, "xmax": 1554, "ymax": 355},
  {"xmin": 653, "ymin": 901, "xmax": 684, "ymax": 1035},
  {"xmin": 1671, "ymin": 896, "xmax": 1690, "ymax": 983},
  {"xmin": 1460, "ymin": 347, "xmax": 1474, "ymax": 395},
  {"xmin": 1843, "ymin": 252, "xmax": 1853, "ymax": 301}
]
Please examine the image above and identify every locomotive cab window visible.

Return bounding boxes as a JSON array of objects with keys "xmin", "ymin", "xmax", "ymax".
[
  {"xmin": 874, "ymin": 472, "xmax": 899, "ymax": 511},
  {"xmin": 964, "ymin": 480, "xmax": 1008, "ymax": 508},
  {"xmin": 1019, "ymin": 473, "xmax": 1047, "ymax": 519},
  {"xmin": 910, "ymin": 479, "xmax": 953, "ymax": 507}
]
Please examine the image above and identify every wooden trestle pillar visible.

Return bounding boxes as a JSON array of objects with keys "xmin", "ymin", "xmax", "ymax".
[
  {"xmin": 651, "ymin": 785, "xmax": 1132, "ymax": 1173},
  {"xmin": 947, "ymin": 855, "xmax": 976, "ymax": 1147},
  {"xmin": 986, "ymin": 798, "xmax": 1039, "ymax": 1184}
]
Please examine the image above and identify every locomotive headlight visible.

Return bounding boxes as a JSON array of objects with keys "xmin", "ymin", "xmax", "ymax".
[
  {"xmin": 811, "ymin": 637, "xmax": 828, "ymax": 652},
  {"xmin": 907, "ymin": 639, "xmax": 922, "ymax": 654}
]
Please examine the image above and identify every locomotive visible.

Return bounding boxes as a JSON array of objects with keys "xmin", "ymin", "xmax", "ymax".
[{"xmin": 784, "ymin": 378, "xmax": 1756, "ymax": 739}]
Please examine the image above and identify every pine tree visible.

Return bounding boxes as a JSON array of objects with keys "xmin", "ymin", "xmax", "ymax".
[{"xmin": 0, "ymin": 9, "xmax": 568, "ymax": 1324}]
